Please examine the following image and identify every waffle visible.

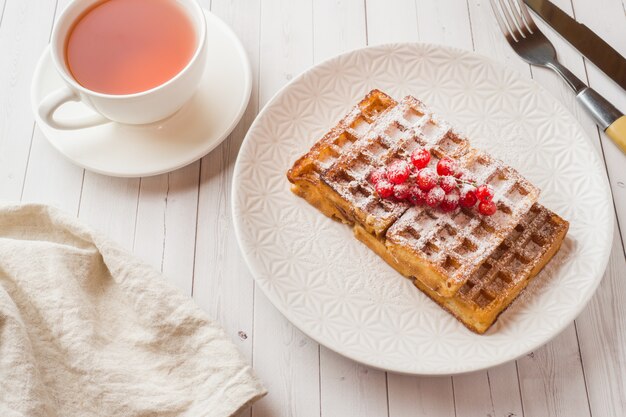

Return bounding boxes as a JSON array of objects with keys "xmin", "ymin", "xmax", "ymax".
[
  {"xmin": 288, "ymin": 90, "xmax": 407, "ymax": 236},
  {"xmin": 288, "ymin": 91, "xmax": 474, "ymax": 238},
  {"xmin": 288, "ymin": 90, "xmax": 540, "ymax": 297},
  {"xmin": 384, "ymin": 147, "xmax": 540, "ymax": 296},
  {"xmin": 355, "ymin": 204, "xmax": 569, "ymax": 333}
]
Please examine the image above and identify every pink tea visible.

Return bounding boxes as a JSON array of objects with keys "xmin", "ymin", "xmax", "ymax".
[{"xmin": 66, "ymin": 0, "xmax": 197, "ymax": 95}]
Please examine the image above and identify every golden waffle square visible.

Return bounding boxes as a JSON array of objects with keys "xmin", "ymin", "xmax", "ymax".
[
  {"xmin": 317, "ymin": 94, "xmax": 476, "ymax": 237},
  {"xmin": 384, "ymin": 147, "xmax": 540, "ymax": 297},
  {"xmin": 355, "ymin": 204, "xmax": 569, "ymax": 333},
  {"xmin": 288, "ymin": 90, "xmax": 408, "ymax": 236},
  {"xmin": 288, "ymin": 90, "xmax": 473, "ymax": 237},
  {"xmin": 288, "ymin": 89, "xmax": 540, "ymax": 297}
]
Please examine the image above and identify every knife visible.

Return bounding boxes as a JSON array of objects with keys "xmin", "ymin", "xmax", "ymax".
[{"xmin": 525, "ymin": 0, "xmax": 626, "ymax": 91}]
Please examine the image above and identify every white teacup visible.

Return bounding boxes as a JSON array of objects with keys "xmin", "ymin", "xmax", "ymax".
[{"xmin": 38, "ymin": 0, "xmax": 207, "ymax": 130}]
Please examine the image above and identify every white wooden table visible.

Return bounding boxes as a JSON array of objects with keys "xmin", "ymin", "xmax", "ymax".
[{"xmin": 2, "ymin": 1, "xmax": 625, "ymax": 416}]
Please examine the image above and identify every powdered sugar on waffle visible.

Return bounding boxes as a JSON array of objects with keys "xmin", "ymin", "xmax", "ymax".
[
  {"xmin": 295, "ymin": 90, "xmax": 541, "ymax": 291},
  {"xmin": 387, "ymin": 206, "xmax": 497, "ymax": 283},
  {"xmin": 342, "ymin": 95, "xmax": 539, "ymax": 288}
]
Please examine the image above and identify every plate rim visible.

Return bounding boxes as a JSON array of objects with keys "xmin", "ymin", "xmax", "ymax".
[
  {"xmin": 30, "ymin": 9, "xmax": 252, "ymax": 178},
  {"xmin": 232, "ymin": 41, "xmax": 615, "ymax": 375}
]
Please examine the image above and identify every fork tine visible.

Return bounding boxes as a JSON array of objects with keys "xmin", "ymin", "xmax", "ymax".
[
  {"xmin": 489, "ymin": 0, "xmax": 518, "ymax": 42},
  {"xmin": 516, "ymin": 0, "xmax": 537, "ymax": 32},
  {"xmin": 506, "ymin": 0, "xmax": 529, "ymax": 37},
  {"xmin": 497, "ymin": 0, "xmax": 523, "ymax": 42}
]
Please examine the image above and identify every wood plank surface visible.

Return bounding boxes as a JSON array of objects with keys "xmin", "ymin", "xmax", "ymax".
[
  {"xmin": 0, "ymin": 0, "xmax": 57, "ymax": 200},
  {"xmin": 1, "ymin": 1, "xmax": 625, "ymax": 416}
]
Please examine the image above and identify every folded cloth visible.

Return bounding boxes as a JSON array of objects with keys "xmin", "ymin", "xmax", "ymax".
[{"xmin": 0, "ymin": 204, "xmax": 266, "ymax": 417}]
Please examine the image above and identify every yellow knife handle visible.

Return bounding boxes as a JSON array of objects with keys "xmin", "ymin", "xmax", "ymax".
[{"xmin": 606, "ymin": 116, "xmax": 626, "ymax": 154}]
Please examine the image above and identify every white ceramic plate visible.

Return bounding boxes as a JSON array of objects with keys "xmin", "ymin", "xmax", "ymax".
[
  {"xmin": 232, "ymin": 43, "xmax": 614, "ymax": 375},
  {"xmin": 31, "ymin": 10, "xmax": 251, "ymax": 177}
]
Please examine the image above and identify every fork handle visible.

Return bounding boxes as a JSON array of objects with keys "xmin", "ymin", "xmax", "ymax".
[
  {"xmin": 548, "ymin": 61, "xmax": 626, "ymax": 154},
  {"xmin": 577, "ymin": 88, "xmax": 626, "ymax": 154},
  {"xmin": 606, "ymin": 116, "xmax": 626, "ymax": 154}
]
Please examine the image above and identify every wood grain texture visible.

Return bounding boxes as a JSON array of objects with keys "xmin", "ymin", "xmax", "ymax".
[
  {"xmin": 486, "ymin": 362, "xmax": 525, "ymax": 417},
  {"xmin": 134, "ymin": 163, "xmax": 200, "ymax": 294},
  {"xmin": 21, "ymin": 128, "xmax": 83, "ymax": 213},
  {"xmin": 450, "ymin": 362, "xmax": 525, "ymax": 417},
  {"xmin": 0, "ymin": 0, "xmax": 8, "ymax": 27},
  {"xmin": 20, "ymin": 0, "xmax": 82, "ymax": 214},
  {"xmin": 192, "ymin": 0, "xmax": 260, "ymax": 361},
  {"xmin": 453, "ymin": 371, "xmax": 497, "ymax": 417},
  {"xmin": 365, "ymin": 0, "xmax": 419, "ymax": 43},
  {"xmin": 252, "ymin": 297, "xmax": 321, "ymax": 417},
  {"xmin": 2, "ymin": 1, "xmax": 626, "ymax": 416},
  {"xmin": 313, "ymin": 0, "xmax": 366, "ymax": 62},
  {"xmin": 387, "ymin": 375, "xmax": 455, "ymax": 417},
  {"xmin": 0, "ymin": 0, "xmax": 57, "ymax": 200},
  {"xmin": 517, "ymin": 326, "xmax": 591, "ymax": 417},
  {"xmin": 575, "ymin": 222, "xmax": 626, "ymax": 417},
  {"xmin": 415, "ymin": 0, "xmax": 472, "ymax": 48},
  {"xmin": 320, "ymin": 349, "xmax": 388, "ymax": 417},
  {"xmin": 78, "ymin": 174, "xmax": 140, "ymax": 250}
]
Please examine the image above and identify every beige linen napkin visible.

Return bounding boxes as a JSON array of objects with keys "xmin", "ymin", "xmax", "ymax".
[{"xmin": 0, "ymin": 204, "xmax": 266, "ymax": 417}]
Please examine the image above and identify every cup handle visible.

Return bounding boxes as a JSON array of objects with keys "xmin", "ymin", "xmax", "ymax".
[{"xmin": 38, "ymin": 86, "xmax": 109, "ymax": 130}]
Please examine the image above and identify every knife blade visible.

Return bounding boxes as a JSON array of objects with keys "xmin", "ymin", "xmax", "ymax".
[{"xmin": 524, "ymin": 0, "xmax": 626, "ymax": 91}]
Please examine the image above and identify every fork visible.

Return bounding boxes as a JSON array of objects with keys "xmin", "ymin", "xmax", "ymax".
[{"xmin": 490, "ymin": 0, "xmax": 626, "ymax": 154}]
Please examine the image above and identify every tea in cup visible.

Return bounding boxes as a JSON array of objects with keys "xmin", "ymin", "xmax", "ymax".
[{"xmin": 39, "ymin": 0, "xmax": 207, "ymax": 129}]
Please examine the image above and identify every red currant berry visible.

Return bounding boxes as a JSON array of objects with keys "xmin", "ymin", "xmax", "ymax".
[
  {"xmin": 369, "ymin": 168, "xmax": 387, "ymax": 185},
  {"xmin": 408, "ymin": 186, "xmax": 426, "ymax": 206},
  {"xmin": 410, "ymin": 148, "xmax": 431, "ymax": 169},
  {"xmin": 375, "ymin": 179, "xmax": 394, "ymax": 198},
  {"xmin": 387, "ymin": 160, "xmax": 410, "ymax": 184},
  {"xmin": 425, "ymin": 186, "xmax": 445, "ymax": 207},
  {"xmin": 439, "ymin": 175, "xmax": 458, "ymax": 193},
  {"xmin": 440, "ymin": 189, "xmax": 460, "ymax": 212},
  {"xmin": 417, "ymin": 168, "xmax": 438, "ymax": 191},
  {"xmin": 475, "ymin": 184, "xmax": 494, "ymax": 202},
  {"xmin": 478, "ymin": 200, "xmax": 497, "ymax": 216},
  {"xmin": 436, "ymin": 157, "xmax": 458, "ymax": 176},
  {"xmin": 459, "ymin": 188, "xmax": 478, "ymax": 208},
  {"xmin": 393, "ymin": 183, "xmax": 411, "ymax": 200}
]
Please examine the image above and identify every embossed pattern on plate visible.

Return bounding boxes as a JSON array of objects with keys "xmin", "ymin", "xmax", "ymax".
[{"xmin": 232, "ymin": 43, "xmax": 613, "ymax": 375}]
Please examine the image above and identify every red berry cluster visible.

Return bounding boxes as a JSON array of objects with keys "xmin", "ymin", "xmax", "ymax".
[{"xmin": 369, "ymin": 148, "xmax": 497, "ymax": 216}]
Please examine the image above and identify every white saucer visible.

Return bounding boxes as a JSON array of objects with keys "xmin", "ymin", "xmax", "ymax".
[{"xmin": 31, "ymin": 10, "xmax": 251, "ymax": 177}]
